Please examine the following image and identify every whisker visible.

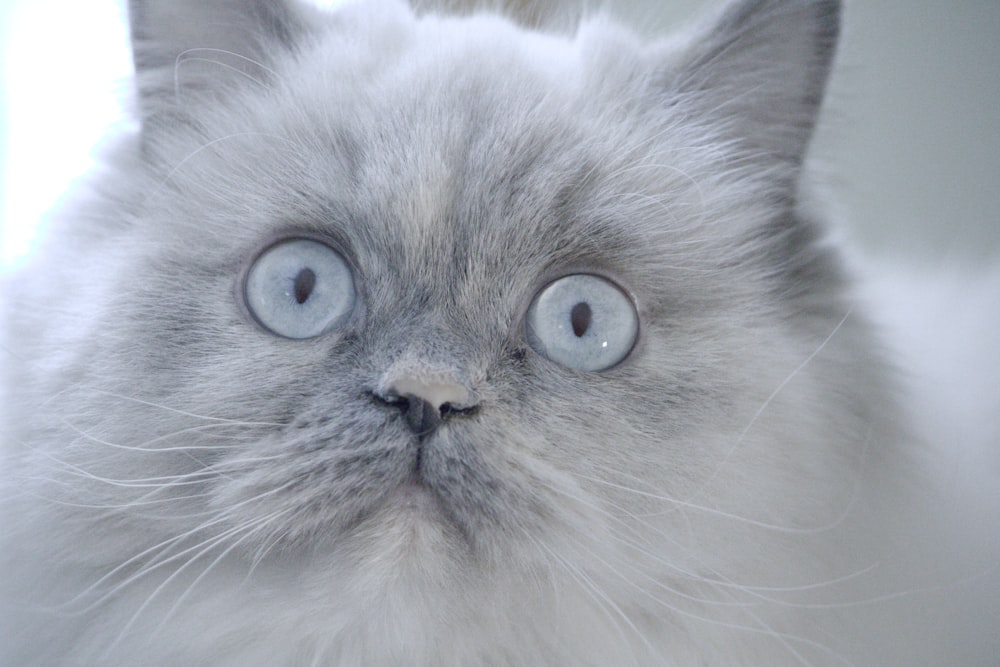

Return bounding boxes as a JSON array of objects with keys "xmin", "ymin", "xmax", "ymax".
[
  {"xmin": 55, "ymin": 481, "xmax": 296, "ymax": 613},
  {"xmin": 110, "ymin": 511, "xmax": 280, "ymax": 653},
  {"xmin": 59, "ymin": 421, "xmax": 269, "ymax": 454},
  {"xmin": 75, "ymin": 388, "xmax": 284, "ymax": 426},
  {"xmin": 13, "ymin": 483, "xmax": 212, "ymax": 512},
  {"xmin": 527, "ymin": 534, "xmax": 653, "ymax": 665},
  {"xmin": 147, "ymin": 509, "xmax": 290, "ymax": 641},
  {"xmin": 685, "ymin": 308, "xmax": 854, "ymax": 504},
  {"xmin": 571, "ymin": 470, "xmax": 854, "ymax": 535},
  {"xmin": 174, "ymin": 47, "xmax": 280, "ymax": 94}
]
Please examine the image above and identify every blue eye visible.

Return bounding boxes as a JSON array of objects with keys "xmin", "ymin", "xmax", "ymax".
[
  {"xmin": 526, "ymin": 274, "xmax": 638, "ymax": 371},
  {"xmin": 244, "ymin": 238, "xmax": 356, "ymax": 339}
]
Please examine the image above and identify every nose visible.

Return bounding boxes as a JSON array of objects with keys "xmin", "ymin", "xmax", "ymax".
[{"xmin": 374, "ymin": 376, "xmax": 477, "ymax": 437}]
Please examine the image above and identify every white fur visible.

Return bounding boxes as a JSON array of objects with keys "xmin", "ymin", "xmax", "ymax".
[{"xmin": 1, "ymin": 1, "xmax": 998, "ymax": 664}]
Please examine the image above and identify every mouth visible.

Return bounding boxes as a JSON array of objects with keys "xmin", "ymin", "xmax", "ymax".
[
  {"xmin": 377, "ymin": 470, "xmax": 485, "ymax": 552},
  {"xmin": 391, "ymin": 475, "xmax": 441, "ymax": 511},
  {"xmin": 281, "ymin": 430, "xmax": 500, "ymax": 553}
]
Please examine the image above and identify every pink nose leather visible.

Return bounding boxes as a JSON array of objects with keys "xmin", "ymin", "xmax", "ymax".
[{"xmin": 389, "ymin": 376, "xmax": 470, "ymax": 411}]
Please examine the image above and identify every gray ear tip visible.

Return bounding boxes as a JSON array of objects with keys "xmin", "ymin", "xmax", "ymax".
[
  {"xmin": 729, "ymin": 0, "xmax": 842, "ymax": 37},
  {"xmin": 665, "ymin": 0, "xmax": 847, "ymax": 166}
]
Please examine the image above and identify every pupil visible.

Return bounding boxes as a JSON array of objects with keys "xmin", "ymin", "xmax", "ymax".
[
  {"xmin": 570, "ymin": 302, "xmax": 591, "ymax": 337},
  {"xmin": 293, "ymin": 268, "xmax": 317, "ymax": 304}
]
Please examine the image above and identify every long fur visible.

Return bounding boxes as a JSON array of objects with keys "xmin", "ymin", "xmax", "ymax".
[{"xmin": 1, "ymin": 0, "xmax": 997, "ymax": 664}]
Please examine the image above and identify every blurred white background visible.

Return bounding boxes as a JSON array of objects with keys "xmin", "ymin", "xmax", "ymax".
[{"xmin": 1, "ymin": 0, "xmax": 998, "ymax": 269}]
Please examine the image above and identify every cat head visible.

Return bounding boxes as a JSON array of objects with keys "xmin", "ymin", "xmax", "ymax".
[{"xmin": 11, "ymin": 0, "xmax": 883, "ymax": 617}]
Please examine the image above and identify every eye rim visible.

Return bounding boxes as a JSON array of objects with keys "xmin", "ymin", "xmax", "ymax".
[
  {"xmin": 239, "ymin": 233, "xmax": 364, "ymax": 340},
  {"xmin": 523, "ymin": 271, "xmax": 641, "ymax": 373}
]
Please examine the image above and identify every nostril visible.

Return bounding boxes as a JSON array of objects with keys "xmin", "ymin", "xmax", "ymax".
[
  {"xmin": 440, "ymin": 401, "xmax": 479, "ymax": 418},
  {"xmin": 368, "ymin": 390, "xmax": 439, "ymax": 436},
  {"xmin": 369, "ymin": 389, "xmax": 479, "ymax": 437},
  {"xmin": 369, "ymin": 390, "xmax": 407, "ymax": 409},
  {"xmin": 388, "ymin": 377, "xmax": 472, "ymax": 414}
]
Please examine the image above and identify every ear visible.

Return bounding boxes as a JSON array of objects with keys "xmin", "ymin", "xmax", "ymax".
[
  {"xmin": 128, "ymin": 0, "xmax": 317, "ymax": 129},
  {"xmin": 659, "ymin": 0, "xmax": 840, "ymax": 170}
]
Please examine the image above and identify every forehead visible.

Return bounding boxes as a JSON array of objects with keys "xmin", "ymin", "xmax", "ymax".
[
  {"xmin": 157, "ymin": 10, "xmax": 712, "ymax": 319},
  {"xmin": 291, "ymin": 14, "xmax": 591, "ymax": 212},
  {"xmin": 259, "ymin": 21, "xmax": 663, "ymax": 285}
]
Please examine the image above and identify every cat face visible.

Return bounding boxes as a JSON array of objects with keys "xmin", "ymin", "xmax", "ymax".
[
  {"xmin": 4, "ymin": 0, "xmax": 888, "ymax": 660},
  {"xmin": 82, "ymin": 1, "xmax": 839, "ymax": 569}
]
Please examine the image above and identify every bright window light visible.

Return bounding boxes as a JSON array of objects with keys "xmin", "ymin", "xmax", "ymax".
[{"xmin": 0, "ymin": 0, "xmax": 131, "ymax": 269}]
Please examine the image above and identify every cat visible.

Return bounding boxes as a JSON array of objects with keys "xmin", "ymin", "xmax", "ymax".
[{"xmin": 1, "ymin": 0, "xmax": 997, "ymax": 664}]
